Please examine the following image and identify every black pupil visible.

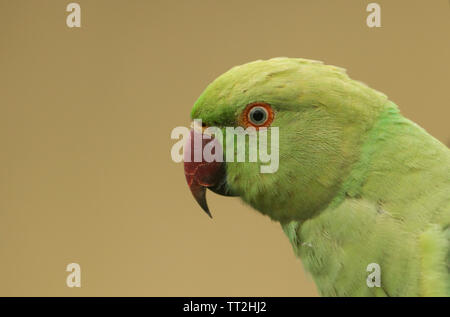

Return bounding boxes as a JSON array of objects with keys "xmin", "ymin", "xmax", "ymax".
[{"xmin": 251, "ymin": 108, "xmax": 265, "ymax": 123}]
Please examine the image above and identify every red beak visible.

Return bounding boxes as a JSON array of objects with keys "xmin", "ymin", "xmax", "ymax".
[{"xmin": 183, "ymin": 129, "xmax": 229, "ymax": 217}]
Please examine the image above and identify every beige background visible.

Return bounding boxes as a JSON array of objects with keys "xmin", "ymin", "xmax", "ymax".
[{"xmin": 0, "ymin": 0, "xmax": 449, "ymax": 296}]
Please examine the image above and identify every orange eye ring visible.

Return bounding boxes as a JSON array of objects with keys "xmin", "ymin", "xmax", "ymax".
[{"xmin": 240, "ymin": 102, "xmax": 274, "ymax": 129}]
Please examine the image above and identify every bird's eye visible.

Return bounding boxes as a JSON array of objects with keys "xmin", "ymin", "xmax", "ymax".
[
  {"xmin": 241, "ymin": 102, "xmax": 274, "ymax": 128},
  {"xmin": 249, "ymin": 107, "xmax": 268, "ymax": 125}
]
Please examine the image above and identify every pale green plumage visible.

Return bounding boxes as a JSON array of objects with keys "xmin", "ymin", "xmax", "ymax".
[{"xmin": 191, "ymin": 58, "xmax": 450, "ymax": 296}]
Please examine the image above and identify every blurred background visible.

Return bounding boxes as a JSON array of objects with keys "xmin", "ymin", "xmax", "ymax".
[{"xmin": 0, "ymin": 0, "xmax": 449, "ymax": 296}]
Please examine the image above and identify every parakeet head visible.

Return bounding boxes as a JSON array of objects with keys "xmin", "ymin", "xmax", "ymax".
[{"xmin": 184, "ymin": 57, "xmax": 390, "ymax": 222}]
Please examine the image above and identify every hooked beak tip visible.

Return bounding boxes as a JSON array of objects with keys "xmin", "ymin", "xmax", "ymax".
[
  {"xmin": 184, "ymin": 127, "xmax": 237, "ymax": 218},
  {"xmin": 189, "ymin": 183, "xmax": 213, "ymax": 218}
]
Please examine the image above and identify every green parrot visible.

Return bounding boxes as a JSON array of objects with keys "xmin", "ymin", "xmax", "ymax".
[{"xmin": 183, "ymin": 58, "xmax": 450, "ymax": 296}]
